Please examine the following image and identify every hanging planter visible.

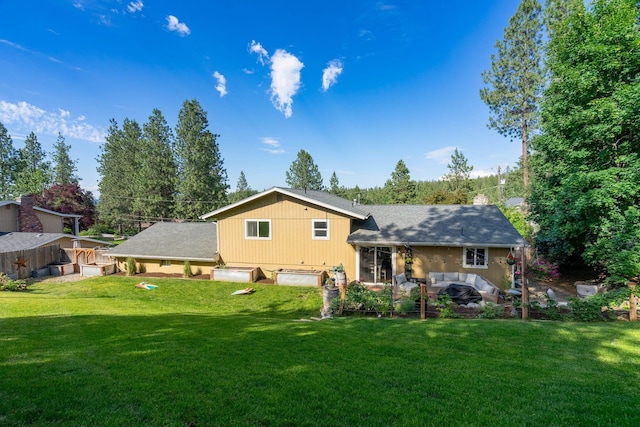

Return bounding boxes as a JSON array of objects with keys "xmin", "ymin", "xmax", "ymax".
[{"xmin": 506, "ymin": 249, "xmax": 516, "ymax": 265}]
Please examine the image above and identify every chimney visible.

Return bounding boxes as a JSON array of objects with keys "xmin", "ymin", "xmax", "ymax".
[{"xmin": 17, "ymin": 195, "xmax": 44, "ymax": 233}]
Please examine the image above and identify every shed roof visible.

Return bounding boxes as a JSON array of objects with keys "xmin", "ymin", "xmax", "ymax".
[{"xmin": 105, "ymin": 222, "xmax": 218, "ymax": 262}]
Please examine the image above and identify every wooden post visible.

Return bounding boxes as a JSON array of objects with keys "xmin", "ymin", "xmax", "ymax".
[
  {"xmin": 521, "ymin": 246, "xmax": 529, "ymax": 320},
  {"xmin": 420, "ymin": 284, "xmax": 426, "ymax": 320},
  {"xmin": 630, "ymin": 282, "xmax": 637, "ymax": 322},
  {"xmin": 338, "ymin": 284, "xmax": 346, "ymax": 315}
]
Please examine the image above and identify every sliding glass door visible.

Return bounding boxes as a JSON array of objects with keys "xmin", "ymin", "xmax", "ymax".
[{"xmin": 359, "ymin": 246, "xmax": 393, "ymax": 284}]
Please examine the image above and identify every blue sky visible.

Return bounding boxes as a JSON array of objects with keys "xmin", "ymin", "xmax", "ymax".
[{"xmin": 0, "ymin": 0, "xmax": 522, "ymax": 197}]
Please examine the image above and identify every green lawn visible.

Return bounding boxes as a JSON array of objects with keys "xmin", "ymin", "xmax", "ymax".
[{"xmin": 1, "ymin": 277, "xmax": 639, "ymax": 426}]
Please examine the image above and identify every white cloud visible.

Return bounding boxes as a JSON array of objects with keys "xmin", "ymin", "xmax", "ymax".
[
  {"xmin": 212, "ymin": 71, "xmax": 227, "ymax": 97},
  {"xmin": 0, "ymin": 100, "xmax": 105, "ymax": 143},
  {"xmin": 425, "ymin": 146, "xmax": 457, "ymax": 164},
  {"xmin": 269, "ymin": 49, "xmax": 304, "ymax": 119},
  {"xmin": 470, "ymin": 168, "xmax": 494, "ymax": 179},
  {"xmin": 250, "ymin": 41, "xmax": 304, "ymax": 118},
  {"xmin": 261, "ymin": 137, "xmax": 280, "ymax": 147},
  {"xmin": 127, "ymin": 0, "xmax": 143, "ymax": 13},
  {"xmin": 260, "ymin": 137, "xmax": 284, "ymax": 154},
  {"xmin": 166, "ymin": 15, "xmax": 190, "ymax": 36},
  {"xmin": 321, "ymin": 59, "xmax": 343, "ymax": 92},
  {"xmin": 249, "ymin": 40, "xmax": 269, "ymax": 65}
]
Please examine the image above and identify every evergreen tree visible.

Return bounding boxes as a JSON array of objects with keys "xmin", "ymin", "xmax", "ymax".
[
  {"xmin": 96, "ymin": 118, "xmax": 141, "ymax": 232},
  {"xmin": 0, "ymin": 122, "xmax": 18, "ymax": 199},
  {"xmin": 328, "ymin": 171, "xmax": 341, "ymax": 195},
  {"xmin": 480, "ymin": 0, "xmax": 544, "ymax": 207},
  {"xmin": 384, "ymin": 160, "xmax": 416, "ymax": 204},
  {"xmin": 51, "ymin": 133, "xmax": 79, "ymax": 184},
  {"xmin": 229, "ymin": 171, "xmax": 257, "ymax": 203},
  {"xmin": 530, "ymin": 0, "xmax": 640, "ymax": 283},
  {"xmin": 285, "ymin": 149, "xmax": 323, "ymax": 191},
  {"xmin": 14, "ymin": 132, "xmax": 50, "ymax": 195},
  {"xmin": 135, "ymin": 109, "xmax": 176, "ymax": 222},
  {"xmin": 444, "ymin": 148, "xmax": 473, "ymax": 202},
  {"xmin": 175, "ymin": 99, "xmax": 228, "ymax": 219}
]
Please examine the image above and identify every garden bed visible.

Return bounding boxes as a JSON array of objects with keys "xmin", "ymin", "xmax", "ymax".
[
  {"xmin": 211, "ymin": 266, "xmax": 259, "ymax": 283},
  {"xmin": 275, "ymin": 269, "xmax": 325, "ymax": 286}
]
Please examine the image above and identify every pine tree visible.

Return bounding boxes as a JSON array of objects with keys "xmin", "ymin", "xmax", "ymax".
[
  {"xmin": 229, "ymin": 171, "xmax": 256, "ymax": 203},
  {"xmin": 96, "ymin": 119, "xmax": 141, "ymax": 232},
  {"xmin": 51, "ymin": 133, "xmax": 79, "ymax": 184},
  {"xmin": 384, "ymin": 160, "xmax": 415, "ymax": 204},
  {"xmin": 285, "ymin": 149, "xmax": 323, "ymax": 191},
  {"xmin": 14, "ymin": 131, "xmax": 50, "ymax": 195},
  {"xmin": 135, "ymin": 109, "xmax": 176, "ymax": 222},
  {"xmin": 0, "ymin": 122, "xmax": 18, "ymax": 199},
  {"xmin": 329, "ymin": 171, "xmax": 341, "ymax": 195},
  {"xmin": 175, "ymin": 99, "xmax": 228, "ymax": 219},
  {"xmin": 480, "ymin": 0, "xmax": 544, "ymax": 207},
  {"xmin": 445, "ymin": 148, "xmax": 474, "ymax": 201}
]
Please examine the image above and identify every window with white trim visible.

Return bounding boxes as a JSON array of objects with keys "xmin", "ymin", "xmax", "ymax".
[
  {"xmin": 463, "ymin": 247, "xmax": 488, "ymax": 268},
  {"xmin": 312, "ymin": 219, "xmax": 330, "ymax": 240},
  {"xmin": 245, "ymin": 219, "xmax": 271, "ymax": 239}
]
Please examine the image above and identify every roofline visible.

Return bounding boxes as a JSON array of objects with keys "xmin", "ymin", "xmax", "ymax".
[
  {"xmin": 0, "ymin": 200, "xmax": 82, "ymax": 218},
  {"xmin": 105, "ymin": 253, "xmax": 218, "ymax": 263},
  {"xmin": 348, "ymin": 240, "xmax": 528, "ymax": 248},
  {"xmin": 200, "ymin": 187, "xmax": 369, "ymax": 220}
]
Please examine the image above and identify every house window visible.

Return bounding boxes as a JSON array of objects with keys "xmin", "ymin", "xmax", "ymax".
[
  {"xmin": 312, "ymin": 219, "xmax": 329, "ymax": 240},
  {"xmin": 161, "ymin": 260, "xmax": 171, "ymax": 267},
  {"xmin": 463, "ymin": 247, "xmax": 488, "ymax": 268},
  {"xmin": 245, "ymin": 219, "xmax": 271, "ymax": 239}
]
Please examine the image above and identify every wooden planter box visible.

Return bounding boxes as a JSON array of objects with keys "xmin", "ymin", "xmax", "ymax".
[
  {"xmin": 49, "ymin": 263, "xmax": 75, "ymax": 276},
  {"xmin": 81, "ymin": 263, "xmax": 116, "ymax": 277},
  {"xmin": 211, "ymin": 266, "xmax": 259, "ymax": 283},
  {"xmin": 275, "ymin": 269, "xmax": 325, "ymax": 287}
]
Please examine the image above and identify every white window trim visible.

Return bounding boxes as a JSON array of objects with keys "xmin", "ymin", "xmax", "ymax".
[
  {"xmin": 245, "ymin": 219, "xmax": 271, "ymax": 240},
  {"xmin": 463, "ymin": 247, "xmax": 489, "ymax": 269},
  {"xmin": 311, "ymin": 219, "xmax": 330, "ymax": 240}
]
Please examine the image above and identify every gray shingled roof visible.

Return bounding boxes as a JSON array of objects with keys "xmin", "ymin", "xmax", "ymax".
[
  {"xmin": 0, "ymin": 232, "xmax": 107, "ymax": 252},
  {"xmin": 201, "ymin": 187, "xmax": 369, "ymax": 220},
  {"xmin": 106, "ymin": 222, "xmax": 218, "ymax": 261},
  {"xmin": 347, "ymin": 204, "xmax": 526, "ymax": 247}
]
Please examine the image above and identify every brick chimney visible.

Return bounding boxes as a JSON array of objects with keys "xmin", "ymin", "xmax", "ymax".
[{"xmin": 17, "ymin": 195, "xmax": 44, "ymax": 233}]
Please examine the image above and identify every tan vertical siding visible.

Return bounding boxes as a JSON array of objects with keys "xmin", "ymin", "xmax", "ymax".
[
  {"xmin": 0, "ymin": 204, "xmax": 19, "ymax": 232},
  {"xmin": 35, "ymin": 212, "xmax": 64, "ymax": 233},
  {"xmin": 217, "ymin": 193, "xmax": 357, "ymax": 280},
  {"xmin": 404, "ymin": 246, "xmax": 512, "ymax": 289}
]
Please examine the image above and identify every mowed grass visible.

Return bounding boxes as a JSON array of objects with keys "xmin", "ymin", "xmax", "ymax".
[{"xmin": 1, "ymin": 277, "xmax": 639, "ymax": 427}]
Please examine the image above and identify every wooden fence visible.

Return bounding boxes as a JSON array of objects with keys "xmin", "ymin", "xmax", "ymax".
[{"xmin": 0, "ymin": 245, "xmax": 63, "ymax": 279}]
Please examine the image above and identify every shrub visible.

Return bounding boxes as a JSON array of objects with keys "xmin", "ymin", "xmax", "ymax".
[
  {"xmin": 528, "ymin": 258, "xmax": 560, "ymax": 282},
  {"xmin": 0, "ymin": 273, "xmax": 28, "ymax": 292},
  {"xmin": 126, "ymin": 257, "xmax": 137, "ymax": 276},
  {"xmin": 183, "ymin": 260, "xmax": 193, "ymax": 278},
  {"xmin": 396, "ymin": 297, "xmax": 417, "ymax": 314},
  {"xmin": 476, "ymin": 302, "xmax": 504, "ymax": 319},
  {"xmin": 433, "ymin": 293, "xmax": 460, "ymax": 319}
]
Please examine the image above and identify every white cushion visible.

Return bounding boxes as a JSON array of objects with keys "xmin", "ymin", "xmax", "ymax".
[
  {"xmin": 444, "ymin": 272, "xmax": 459, "ymax": 281},
  {"xmin": 465, "ymin": 273, "xmax": 477, "ymax": 285},
  {"xmin": 459, "ymin": 273, "xmax": 467, "ymax": 282},
  {"xmin": 395, "ymin": 273, "xmax": 407, "ymax": 285},
  {"xmin": 432, "ymin": 272, "xmax": 444, "ymax": 281}
]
